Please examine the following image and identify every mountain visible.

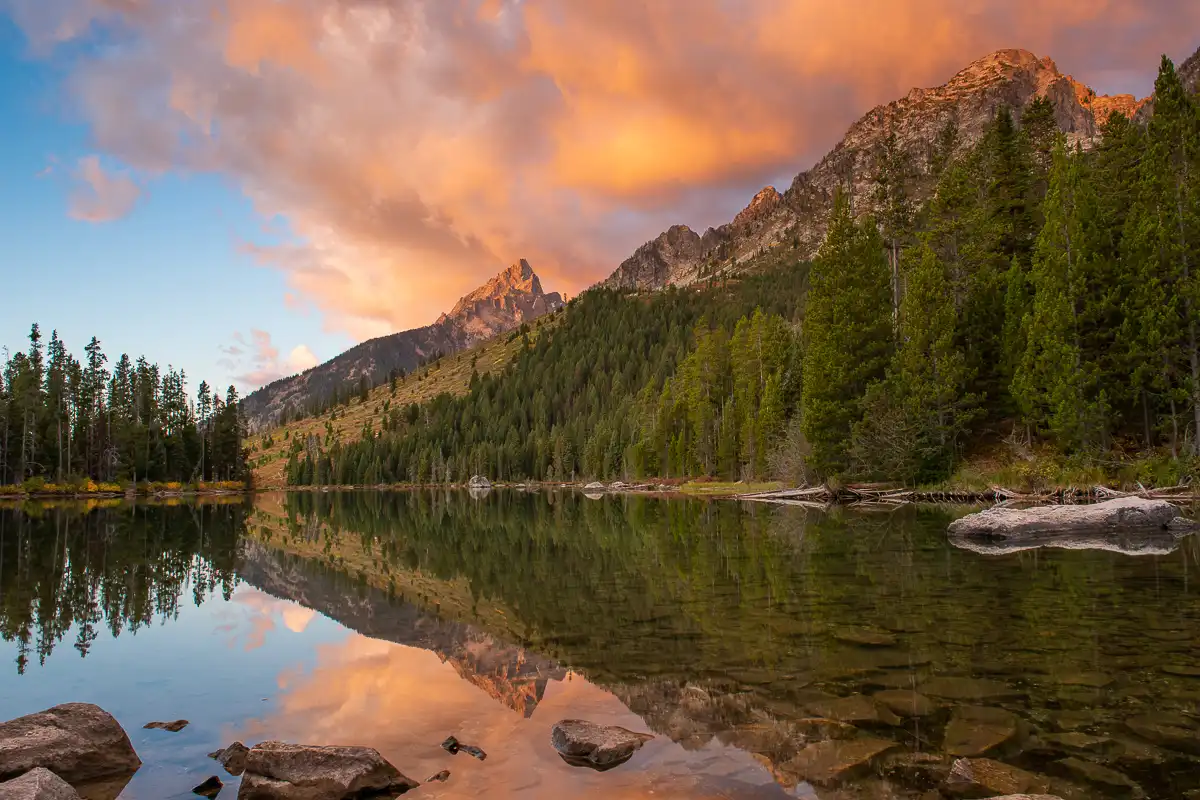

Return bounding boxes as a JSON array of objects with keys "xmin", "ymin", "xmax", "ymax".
[
  {"xmin": 603, "ymin": 48, "xmax": 1158, "ymax": 291},
  {"xmin": 242, "ymin": 259, "xmax": 563, "ymax": 427}
]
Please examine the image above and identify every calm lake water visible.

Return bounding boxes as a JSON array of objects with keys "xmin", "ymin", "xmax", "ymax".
[{"xmin": 2, "ymin": 491, "xmax": 1199, "ymax": 799}]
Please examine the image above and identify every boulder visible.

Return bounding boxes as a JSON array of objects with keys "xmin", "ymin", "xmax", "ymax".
[
  {"xmin": 237, "ymin": 741, "xmax": 418, "ymax": 800},
  {"xmin": 583, "ymin": 482, "xmax": 606, "ymax": 492},
  {"xmin": 192, "ymin": 776, "xmax": 223, "ymax": 798},
  {"xmin": 947, "ymin": 497, "xmax": 1193, "ymax": 540},
  {"xmin": 945, "ymin": 757, "xmax": 1051, "ymax": 797},
  {"xmin": 550, "ymin": 720, "xmax": 654, "ymax": 771},
  {"xmin": 0, "ymin": 769, "xmax": 82, "ymax": 800},
  {"xmin": 208, "ymin": 742, "xmax": 250, "ymax": 776},
  {"xmin": 467, "ymin": 475, "xmax": 491, "ymax": 489},
  {"xmin": 0, "ymin": 704, "xmax": 141, "ymax": 785}
]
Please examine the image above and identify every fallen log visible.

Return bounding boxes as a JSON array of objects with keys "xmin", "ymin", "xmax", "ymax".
[{"xmin": 947, "ymin": 496, "xmax": 1196, "ymax": 540}]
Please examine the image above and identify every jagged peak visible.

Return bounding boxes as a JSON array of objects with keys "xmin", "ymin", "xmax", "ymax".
[{"xmin": 448, "ymin": 259, "xmax": 546, "ymax": 319}]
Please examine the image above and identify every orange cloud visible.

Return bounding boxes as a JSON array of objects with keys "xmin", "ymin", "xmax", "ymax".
[
  {"xmin": 13, "ymin": 0, "xmax": 1200, "ymax": 338},
  {"xmin": 68, "ymin": 155, "xmax": 142, "ymax": 222}
]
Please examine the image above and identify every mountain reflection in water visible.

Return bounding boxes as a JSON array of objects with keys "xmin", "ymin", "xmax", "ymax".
[{"xmin": 1, "ymin": 492, "xmax": 1199, "ymax": 799}]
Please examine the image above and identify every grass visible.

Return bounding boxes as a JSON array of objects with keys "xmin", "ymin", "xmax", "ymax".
[
  {"xmin": 248, "ymin": 318, "xmax": 558, "ymax": 488},
  {"xmin": 677, "ymin": 479, "xmax": 784, "ymax": 496}
]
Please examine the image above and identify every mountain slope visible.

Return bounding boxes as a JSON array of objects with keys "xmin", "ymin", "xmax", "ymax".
[
  {"xmin": 242, "ymin": 259, "xmax": 562, "ymax": 427},
  {"xmin": 603, "ymin": 48, "xmax": 1157, "ymax": 291}
]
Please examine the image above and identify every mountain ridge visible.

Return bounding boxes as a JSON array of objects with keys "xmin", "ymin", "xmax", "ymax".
[
  {"xmin": 602, "ymin": 46, "xmax": 1187, "ymax": 291},
  {"xmin": 241, "ymin": 259, "xmax": 563, "ymax": 427}
]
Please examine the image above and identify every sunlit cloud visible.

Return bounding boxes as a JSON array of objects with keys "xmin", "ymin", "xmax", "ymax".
[
  {"xmin": 9, "ymin": 0, "xmax": 1200, "ymax": 337},
  {"xmin": 224, "ymin": 587, "xmax": 321, "ymax": 651},
  {"xmin": 67, "ymin": 155, "xmax": 142, "ymax": 223},
  {"xmin": 219, "ymin": 329, "xmax": 318, "ymax": 390}
]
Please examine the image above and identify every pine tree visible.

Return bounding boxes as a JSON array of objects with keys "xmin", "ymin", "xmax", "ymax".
[{"xmin": 801, "ymin": 190, "xmax": 893, "ymax": 478}]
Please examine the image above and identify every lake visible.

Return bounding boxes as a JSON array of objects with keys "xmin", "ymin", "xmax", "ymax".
[{"xmin": 2, "ymin": 491, "xmax": 1199, "ymax": 799}]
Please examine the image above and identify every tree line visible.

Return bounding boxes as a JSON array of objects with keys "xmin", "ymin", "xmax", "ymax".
[
  {"xmin": 286, "ymin": 55, "xmax": 1200, "ymax": 487},
  {"xmin": 0, "ymin": 326, "xmax": 250, "ymax": 487}
]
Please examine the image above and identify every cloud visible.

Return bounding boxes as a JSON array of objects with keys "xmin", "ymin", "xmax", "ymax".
[
  {"xmin": 67, "ymin": 155, "xmax": 142, "ymax": 222},
  {"xmin": 222, "ymin": 328, "xmax": 319, "ymax": 390},
  {"xmin": 11, "ymin": 1, "xmax": 1200, "ymax": 336}
]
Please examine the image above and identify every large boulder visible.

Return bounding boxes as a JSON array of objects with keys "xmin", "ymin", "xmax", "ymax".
[
  {"xmin": 0, "ymin": 704, "xmax": 141, "ymax": 785},
  {"xmin": 948, "ymin": 497, "xmax": 1193, "ymax": 540},
  {"xmin": 550, "ymin": 720, "xmax": 653, "ymax": 771},
  {"xmin": 0, "ymin": 769, "xmax": 81, "ymax": 800},
  {"xmin": 467, "ymin": 475, "xmax": 491, "ymax": 490},
  {"xmin": 237, "ymin": 741, "xmax": 418, "ymax": 800}
]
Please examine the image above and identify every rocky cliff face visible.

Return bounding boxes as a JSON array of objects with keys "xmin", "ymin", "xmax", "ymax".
[
  {"xmin": 603, "ymin": 48, "xmax": 1171, "ymax": 291},
  {"xmin": 241, "ymin": 260, "xmax": 563, "ymax": 427}
]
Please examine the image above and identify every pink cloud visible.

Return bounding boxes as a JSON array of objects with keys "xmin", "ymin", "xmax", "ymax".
[
  {"xmin": 222, "ymin": 328, "xmax": 319, "ymax": 390},
  {"xmin": 67, "ymin": 155, "xmax": 142, "ymax": 223}
]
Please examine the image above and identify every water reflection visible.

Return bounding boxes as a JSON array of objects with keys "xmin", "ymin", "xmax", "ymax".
[{"xmin": 1, "ymin": 493, "xmax": 1200, "ymax": 799}]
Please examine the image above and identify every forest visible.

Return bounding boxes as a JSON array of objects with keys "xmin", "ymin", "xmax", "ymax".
[
  {"xmin": 0, "ymin": 327, "xmax": 250, "ymax": 489},
  {"xmin": 280, "ymin": 56, "xmax": 1200, "ymax": 487}
]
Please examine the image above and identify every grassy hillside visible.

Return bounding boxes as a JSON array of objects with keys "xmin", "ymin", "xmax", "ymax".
[{"xmin": 247, "ymin": 315, "xmax": 560, "ymax": 487}]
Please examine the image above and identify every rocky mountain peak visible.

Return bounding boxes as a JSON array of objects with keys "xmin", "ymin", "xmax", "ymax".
[{"xmin": 602, "ymin": 45, "xmax": 1161, "ymax": 293}]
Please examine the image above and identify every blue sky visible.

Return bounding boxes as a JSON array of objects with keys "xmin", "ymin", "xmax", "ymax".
[{"xmin": 0, "ymin": 16, "xmax": 351, "ymax": 394}]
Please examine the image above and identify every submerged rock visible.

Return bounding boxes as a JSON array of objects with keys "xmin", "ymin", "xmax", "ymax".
[
  {"xmin": 833, "ymin": 628, "xmax": 898, "ymax": 647},
  {"xmin": 777, "ymin": 738, "xmax": 898, "ymax": 788},
  {"xmin": 943, "ymin": 706, "xmax": 1023, "ymax": 757},
  {"xmin": 1125, "ymin": 713, "xmax": 1200, "ymax": 755},
  {"xmin": 425, "ymin": 771, "xmax": 450, "ymax": 783},
  {"xmin": 191, "ymin": 775, "xmax": 222, "ymax": 798},
  {"xmin": 550, "ymin": 720, "xmax": 654, "ymax": 771},
  {"xmin": 921, "ymin": 677, "xmax": 1023, "ymax": 702},
  {"xmin": 0, "ymin": 768, "xmax": 82, "ymax": 800},
  {"xmin": 143, "ymin": 720, "xmax": 189, "ymax": 732},
  {"xmin": 944, "ymin": 757, "xmax": 1051, "ymax": 797},
  {"xmin": 0, "ymin": 703, "xmax": 141, "ymax": 785},
  {"xmin": 803, "ymin": 694, "xmax": 901, "ymax": 726},
  {"xmin": 1049, "ymin": 757, "xmax": 1144, "ymax": 798},
  {"xmin": 440, "ymin": 736, "xmax": 485, "ymax": 760},
  {"xmin": 208, "ymin": 742, "xmax": 250, "ymax": 776},
  {"xmin": 237, "ymin": 741, "xmax": 418, "ymax": 800},
  {"xmin": 873, "ymin": 690, "xmax": 936, "ymax": 717},
  {"xmin": 947, "ymin": 497, "xmax": 1194, "ymax": 540}
]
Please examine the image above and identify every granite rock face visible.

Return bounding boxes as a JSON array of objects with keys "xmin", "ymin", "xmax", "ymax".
[
  {"xmin": 0, "ymin": 704, "xmax": 141, "ymax": 786},
  {"xmin": 236, "ymin": 741, "xmax": 418, "ymax": 800}
]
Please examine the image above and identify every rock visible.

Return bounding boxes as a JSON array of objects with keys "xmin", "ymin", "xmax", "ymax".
[
  {"xmin": 237, "ymin": 741, "xmax": 418, "ymax": 800},
  {"xmin": 792, "ymin": 718, "xmax": 858, "ymax": 740},
  {"xmin": 921, "ymin": 677, "xmax": 1023, "ymax": 702},
  {"xmin": 777, "ymin": 738, "xmax": 899, "ymax": 787},
  {"xmin": 467, "ymin": 475, "xmax": 491, "ymax": 490},
  {"xmin": 803, "ymin": 695, "xmax": 901, "ymax": 726},
  {"xmin": 1051, "ymin": 672, "xmax": 1111, "ymax": 688},
  {"xmin": 0, "ymin": 703, "xmax": 141, "ymax": 785},
  {"xmin": 192, "ymin": 776, "xmax": 222, "ymax": 798},
  {"xmin": 1162, "ymin": 664, "xmax": 1200, "ymax": 677},
  {"xmin": 1033, "ymin": 732, "xmax": 1116, "ymax": 756},
  {"xmin": 425, "ymin": 771, "xmax": 449, "ymax": 783},
  {"xmin": 0, "ymin": 768, "xmax": 82, "ymax": 800},
  {"xmin": 439, "ymin": 736, "xmax": 485, "ymax": 760},
  {"xmin": 944, "ymin": 758, "xmax": 1052, "ymax": 797},
  {"xmin": 143, "ymin": 720, "xmax": 189, "ymax": 732},
  {"xmin": 881, "ymin": 752, "xmax": 952, "ymax": 791},
  {"xmin": 947, "ymin": 497, "xmax": 1193, "ymax": 540},
  {"xmin": 1125, "ymin": 713, "xmax": 1200, "ymax": 755},
  {"xmin": 550, "ymin": 720, "xmax": 654, "ymax": 772},
  {"xmin": 1049, "ymin": 757, "xmax": 1144, "ymax": 798},
  {"xmin": 582, "ymin": 482, "xmax": 606, "ymax": 491},
  {"xmin": 943, "ymin": 706, "xmax": 1023, "ymax": 757},
  {"xmin": 873, "ymin": 690, "xmax": 936, "ymax": 717},
  {"xmin": 208, "ymin": 742, "xmax": 250, "ymax": 776},
  {"xmin": 972, "ymin": 796, "xmax": 1063, "ymax": 800},
  {"xmin": 833, "ymin": 628, "xmax": 898, "ymax": 647}
]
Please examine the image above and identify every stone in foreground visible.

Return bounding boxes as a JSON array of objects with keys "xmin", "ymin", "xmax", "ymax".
[
  {"xmin": 944, "ymin": 757, "xmax": 1051, "ymax": 796},
  {"xmin": 0, "ymin": 704, "xmax": 141, "ymax": 785},
  {"xmin": 947, "ymin": 497, "xmax": 1193, "ymax": 540},
  {"xmin": 209, "ymin": 742, "xmax": 250, "ymax": 776},
  {"xmin": 0, "ymin": 768, "xmax": 82, "ymax": 800},
  {"xmin": 236, "ymin": 741, "xmax": 418, "ymax": 800},
  {"xmin": 550, "ymin": 720, "xmax": 654, "ymax": 771},
  {"xmin": 192, "ymin": 775, "xmax": 223, "ymax": 798},
  {"xmin": 778, "ymin": 738, "xmax": 898, "ymax": 788}
]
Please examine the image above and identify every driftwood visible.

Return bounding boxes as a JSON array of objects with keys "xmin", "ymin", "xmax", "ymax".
[{"xmin": 737, "ymin": 482, "xmax": 1199, "ymax": 506}]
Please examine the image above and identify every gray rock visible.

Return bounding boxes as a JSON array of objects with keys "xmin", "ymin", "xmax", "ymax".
[
  {"xmin": 467, "ymin": 475, "xmax": 491, "ymax": 490},
  {"xmin": 947, "ymin": 497, "xmax": 1193, "ymax": 540},
  {"xmin": 0, "ymin": 769, "xmax": 82, "ymax": 800},
  {"xmin": 236, "ymin": 741, "xmax": 418, "ymax": 800},
  {"xmin": 945, "ymin": 758, "xmax": 1052, "ymax": 797},
  {"xmin": 208, "ymin": 742, "xmax": 250, "ymax": 776},
  {"xmin": 550, "ymin": 720, "xmax": 653, "ymax": 771},
  {"xmin": 582, "ymin": 482, "xmax": 606, "ymax": 492},
  {"xmin": 0, "ymin": 704, "xmax": 141, "ymax": 785}
]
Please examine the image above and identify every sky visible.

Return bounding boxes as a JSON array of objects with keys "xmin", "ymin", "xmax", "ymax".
[{"xmin": 1, "ymin": 1, "xmax": 1198, "ymax": 394}]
